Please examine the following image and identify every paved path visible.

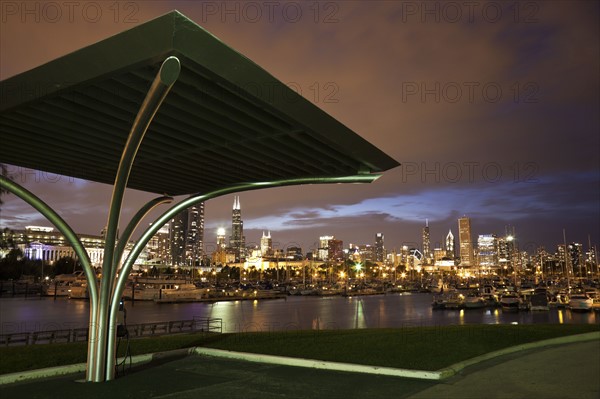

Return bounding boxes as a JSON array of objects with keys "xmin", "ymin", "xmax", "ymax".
[
  {"xmin": 1, "ymin": 340, "xmax": 598, "ymax": 398},
  {"xmin": 406, "ymin": 339, "xmax": 600, "ymax": 399}
]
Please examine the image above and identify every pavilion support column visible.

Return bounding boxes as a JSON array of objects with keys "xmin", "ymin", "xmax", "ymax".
[
  {"xmin": 91, "ymin": 56, "xmax": 180, "ymax": 382},
  {"xmin": 105, "ymin": 195, "xmax": 172, "ymax": 380},
  {"xmin": 0, "ymin": 176, "xmax": 98, "ymax": 380}
]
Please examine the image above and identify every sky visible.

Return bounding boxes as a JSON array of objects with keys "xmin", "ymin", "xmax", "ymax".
[{"xmin": 1, "ymin": 1, "xmax": 599, "ymax": 255}]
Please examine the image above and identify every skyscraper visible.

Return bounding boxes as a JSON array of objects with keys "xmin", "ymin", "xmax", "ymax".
[
  {"xmin": 216, "ymin": 227, "xmax": 226, "ymax": 251},
  {"xmin": 319, "ymin": 235, "xmax": 334, "ymax": 260},
  {"xmin": 477, "ymin": 234, "xmax": 498, "ymax": 272},
  {"xmin": 375, "ymin": 233, "xmax": 385, "ymax": 262},
  {"xmin": 169, "ymin": 211, "xmax": 187, "ymax": 266},
  {"xmin": 147, "ymin": 225, "xmax": 170, "ymax": 265},
  {"xmin": 568, "ymin": 243, "xmax": 584, "ymax": 277},
  {"xmin": 328, "ymin": 238, "xmax": 344, "ymax": 262},
  {"xmin": 229, "ymin": 196, "xmax": 245, "ymax": 262},
  {"xmin": 445, "ymin": 229, "xmax": 455, "ymax": 258},
  {"xmin": 422, "ymin": 220, "xmax": 430, "ymax": 260},
  {"xmin": 458, "ymin": 216, "xmax": 473, "ymax": 267},
  {"xmin": 185, "ymin": 203, "xmax": 204, "ymax": 266},
  {"xmin": 261, "ymin": 231, "xmax": 273, "ymax": 257},
  {"xmin": 169, "ymin": 203, "xmax": 204, "ymax": 266}
]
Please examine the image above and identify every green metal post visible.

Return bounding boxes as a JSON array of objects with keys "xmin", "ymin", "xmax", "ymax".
[
  {"xmin": 105, "ymin": 196, "xmax": 171, "ymax": 380},
  {"xmin": 0, "ymin": 176, "xmax": 99, "ymax": 380},
  {"xmin": 93, "ymin": 56, "xmax": 180, "ymax": 382}
]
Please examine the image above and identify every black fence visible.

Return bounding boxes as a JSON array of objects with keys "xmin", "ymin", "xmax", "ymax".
[{"xmin": 0, "ymin": 317, "xmax": 222, "ymax": 347}]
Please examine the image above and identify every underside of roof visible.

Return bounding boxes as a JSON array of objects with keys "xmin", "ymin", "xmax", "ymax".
[{"xmin": 0, "ymin": 11, "xmax": 399, "ymax": 196}]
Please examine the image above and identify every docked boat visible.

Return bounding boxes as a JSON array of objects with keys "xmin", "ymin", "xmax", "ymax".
[
  {"xmin": 480, "ymin": 285, "xmax": 499, "ymax": 307},
  {"xmin": 529, "ymin": 287, "xmax": 549, "ymax": 311},
  {"xmin": 47, "ymin": 271, "xmax": 87, "ymax": 297},
  {"xmin": 548, "ymin": 290, "xmax": 569, "ymax": 308},
  {"xmin": 127, "ymin": 278, "xmax": 195, "ymax": 301},
  {"xmin": 68, "ymin": 281, "xmax": 89, "ymax": 299},
  {"xmin": 46, "ymin": 281, "xmax": 73, "ymax": 297},
  {"xmin": 154, "ymin": 283, "xmax": 206, "ymax": 303},
  {"xmin": 432, "ymin": 291, "xmax": 464, "ymax": 310},
  {"xmin": 464, "ymin": 292, "xmax": 486, "ymax": 309},
  {"xmin": 500, "ymin": 292, "xmax": 522, "ymax": 312},
  {"xmin": 568, "ymin": 293, "xmax": 593, "ymax": 312}
]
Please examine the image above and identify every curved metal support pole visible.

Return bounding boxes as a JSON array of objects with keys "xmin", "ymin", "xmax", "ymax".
[
  {"xmin": 104, "ymin": 196, "xmax": 172, "ymax": 380},
  {"xmin": 0, "ymin": 175, "xmax": 99, "ymax": 380},
  {"xmin": 93, "ymin": 56, "xmax": 181, "ymax": 382}
]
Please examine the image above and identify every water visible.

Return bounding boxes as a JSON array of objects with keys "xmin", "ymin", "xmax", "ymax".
[{"xmin": 0, "ymin": 293, "xmax": 597, "ymax": 335}]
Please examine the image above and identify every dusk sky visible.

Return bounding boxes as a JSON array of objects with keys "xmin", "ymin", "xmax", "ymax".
[{"xmin": 1, "ymin": 1, "xmax": 598, "ymax": 255}]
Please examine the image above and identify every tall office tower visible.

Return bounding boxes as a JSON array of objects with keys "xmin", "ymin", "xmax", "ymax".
[
  {"xmin": 169, "ymin": 211, "xmax": 187, "ymax": 266},
  {"xmin": 216, "ymin": 228, "xmax": 227, "ymax": 251},
  {"xmin": 147, "ymin": 225, "xmax": 171, "ymax": 264},
  {"xmin": 445, "ymin": 230, "xmax": 455, "ymax": 258},
  {"xmin": 213, "ymin": 227, "xmax": 228, "ymax": 265},
  {"xmin": 168, "ymin": 204, "xmax": 205, "ymax": 267},
  {"xmin": 261, "ymin": 231, "xmax": 273, "ymax": 257},
  {"xmin": 458, "ymin": 216, "xmax": 473, "ymax": 267},
  {"xmin": 422, "ymin": 220, "xmax": 430, "ymax": 259},
  {"xmin": 477, "ymin": 234, "xmax": 498, "ymax": 272},
  {"xmin": 318, "ymin": 235, "xmax": 334, "ymax": 260},
  {"xmin": 375, "ymin": 233, "xmax": 385, "ymax": 262},
  {"xmin": 168, "ymin": 202, "xmax": 204, "ymax": 266},
  {"xmin": 229, "ymin": 196, "xmax": 245, "ymax": 262},
  {"xmin": 568, "ymin": 243, "xmax": 584, "ymax": 277},
  {"xmin": 328, "ymin": 238, "xmax": 344, "ymax": 262},
  {"xmin": 185, "ymin": 203, "xmax": 204, "ymax": 266}
]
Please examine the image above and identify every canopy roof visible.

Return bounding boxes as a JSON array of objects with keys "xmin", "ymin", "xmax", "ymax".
[{"xmin": 0, "ymin": 11, "xmax": 399, "ymax": 196}]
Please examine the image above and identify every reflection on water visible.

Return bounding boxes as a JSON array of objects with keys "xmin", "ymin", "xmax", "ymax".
[{"xmin": 0, "ymin": 293, "xmax": 597, "ymax": 334}]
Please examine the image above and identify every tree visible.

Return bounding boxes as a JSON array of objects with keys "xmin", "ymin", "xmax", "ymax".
[
  {"xmin": 1, "ymin": 228, "xmax": 17, "ymax": 252},
  {"xmin": 52, "ymin": 256, "xmax": 82, "ymax": 276}
]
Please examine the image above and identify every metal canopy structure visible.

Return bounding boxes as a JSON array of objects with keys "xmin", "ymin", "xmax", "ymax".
[
  {"xmin": 0, "ymin": 11, "xmax": 399, "ymax": 383},
  {"xmin": 0, "ymin": 10, "xmax": 397, "ymax": 196}
]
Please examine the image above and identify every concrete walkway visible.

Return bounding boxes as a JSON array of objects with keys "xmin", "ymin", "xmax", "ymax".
[
  {"xmin": 1, "ymin": 339, "xmax": 598, "ymax": 398},
  {"xmin": 407, "ymin": 339, "xmax": 600, "ymax": 399}
]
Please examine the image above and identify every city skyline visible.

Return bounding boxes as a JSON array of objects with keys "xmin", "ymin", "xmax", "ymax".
[{"xmin": 1, "ymin": 2, "xmax": 598, "ymax": 255}]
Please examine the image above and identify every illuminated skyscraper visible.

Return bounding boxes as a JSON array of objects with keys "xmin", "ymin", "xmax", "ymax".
[
  {"xmin": 375, "ymin": 233, "xmax": 385, "ymax": 262},
  {"xmin": 147, "ymin": 225, "xmax": 170, "ymax": 265},
  {"xmin": 568, "ymin": 242, "xmax": 584, "ymax": 277},
  {"xmin": 477, "ymin": 234, "xmax": 498, "ymax": 272},
  {"xmin": 458, "ymin": 216, "xmax": 473, "ymax": 267},
  {"xmin": 169, "ymin": 203, "xmax": 204, "ymax": 266},
  {"xmin": 328, "ymin": 238, "xmax": 344, "ymax": 262},
  {"xmin": 185, "ymin": 203, "xmax": 204, "ymax": 266},
  {"xmin": 319, "ymin": 235, "xmax": 334, "ymax": 260},
  {"xmin": 422, "ymin": 220, "xmax": 430, "ymax": 260},
  {"xmin": 169, "ymin": 212, "xmax": 186, "ymax": 266},
  {"xmin": 445, "ymin": 229, "xmax": 455, "ymax": 258},
  {"xmin": 229, "ymin": 196, "xmax": 245, "ymax": 262},
  {"xmin": 261, "ymin": 231, "xmax": 273, "ymax": 257},
  {"xmin": 216, "ymin": 227, "xmax": 226, "ymax": 251}
]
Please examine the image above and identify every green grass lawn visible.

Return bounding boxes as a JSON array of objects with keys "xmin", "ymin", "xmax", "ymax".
[{"xmin": 1, "ymin": 324, "xmax": 598, "ymax": 375}]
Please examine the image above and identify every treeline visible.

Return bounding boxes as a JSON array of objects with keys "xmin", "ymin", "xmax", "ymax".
[{"xmin": 0, "ymin": 249, "xmax": 82, "ymax": 281}]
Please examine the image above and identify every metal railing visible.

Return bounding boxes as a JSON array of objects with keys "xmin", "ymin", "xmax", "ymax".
[{"xmin": 0, "ymin": 317, "xmax": 222, "ymax": 347}]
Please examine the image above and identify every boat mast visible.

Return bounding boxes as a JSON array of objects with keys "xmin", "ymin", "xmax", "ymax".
[
  {"xmin": 563, "ymin": 229, "xmax": 570, "ymax": 291},
  {"xmin": 589, "ymin": 234, "xmax": 599, "ymax": 281}
]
